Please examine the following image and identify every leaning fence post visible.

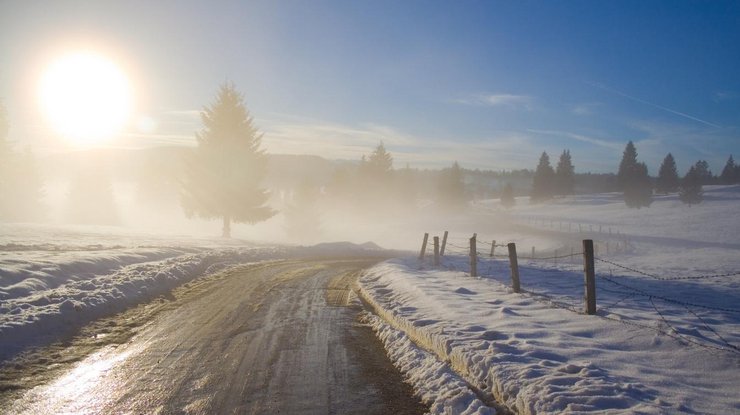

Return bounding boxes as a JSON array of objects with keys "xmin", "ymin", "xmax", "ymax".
[
  {"xmin": 440, "ymin": 230, "xmax": 448, "ymax": 256},
  {"xmin": 433, "ymin": 236, "xmax": 440, "ymax": 266},
  {"xmin": 469, "ymin": 235, "xmax": 478, "ymax": 277},
  {"xmin": 419, "ymin": 233, "xmax": 429, "ymax": 260},
  {"xmin": 490, "ymin": 240, "xmax": 496, "ymax": 257},
  {"xmin": 583, "ymin": 239, "xmax": 596, "ymax": 315},
  {"xmin": 507, "ymin": 243, "xmax": 521, "ymax": 293}
]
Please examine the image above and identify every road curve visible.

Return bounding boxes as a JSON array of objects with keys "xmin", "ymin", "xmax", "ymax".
[{"xmin": 6, "ymin": 258, "xmax": 427, "ymax": 414}]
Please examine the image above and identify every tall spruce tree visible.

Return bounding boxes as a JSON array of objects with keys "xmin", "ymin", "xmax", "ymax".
[
  {"xmin": 693, "ymin": 160, "xmax": 713, "ymax": 185},
  {"xmin": 181, "ymin": 83, "xmax": 274, "ymax": 237},
  {"xmin": 366, "ymin": 141, "xmax": 393, "ymax": 179},
  {"xmin": 555, "ymin": 149, "xmax": 575, "ymax": 196},
  {"xmin": 720, "ymin": 155, "xmax": 738, "ymax": 184},
  {"xmin": 655, "ymin": 153, "xmax": 680, "ymax": 193},
  {"xmin": 531, "ymin": 152, "xmax": 555, "ymax": 202},
  {"xmin": 617, "ymin": 141, "xmax": 637, "ymax": 191},
  {"xmin": 617, "ymin": 141, "xmax": 652, "ymax": 208},
  {"xmin": 679, "ymin": 165, "xmax": 703, "ymax": 206}
]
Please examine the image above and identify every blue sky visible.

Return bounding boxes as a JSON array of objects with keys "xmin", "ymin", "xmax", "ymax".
[{"xmin": 1, "ymin": 0, "xmax": 739, "ymax": 173}]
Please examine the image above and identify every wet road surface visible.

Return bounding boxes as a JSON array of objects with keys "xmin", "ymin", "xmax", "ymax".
[{"xmin": 5, "ymin": 258, "xmax": 427, "ymax": 414}]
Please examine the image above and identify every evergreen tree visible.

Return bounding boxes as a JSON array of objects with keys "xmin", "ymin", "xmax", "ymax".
[
  {"xmin": 693, "ymin": 160, "xmax": 713, "ymax": 185},
  {"xmin": 679, "ymin": 165, "xmax": 703, "ymax": 206},
  {"xmin": 181, "ymin": 83, "xmax": 274, "ymax": 237},
  {"xmin": 366, "ymin": 141, "xmax": 393, "ymax": 179},
  {"xmin": 500, "ymin": 183, "xmax": 515, "ymax": 208},
  {"xmin": 720, "ymin": 155, "xmax": 737, "ymax": 184},
  {"xmin": 554, "ymin": 149, "xmax": 575, "ymax": 196},
  {"xmin": 437, "ymin": 161, "xmax": 467, "ymax": 211},
  {"xmin": 530, "ymin": 152, "xmax": 555, "ymax": 202},
  {"xmin": 655, "ymin": 153, "xmax": 680, "ymax": 193},
  {"xmin": 617, "ymin": 141, "xmax": 652, "ymax": 208},
  {"xmin": 617, "ymin": 141, "xmax": 638, "ymax": 191}
]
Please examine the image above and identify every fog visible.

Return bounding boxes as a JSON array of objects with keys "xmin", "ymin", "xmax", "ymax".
[{"xmin": 25, "ymin": 146, "xmax": 516, "ymax": 250}]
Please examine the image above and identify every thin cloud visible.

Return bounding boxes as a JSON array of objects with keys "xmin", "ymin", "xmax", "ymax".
[
  {"xmin": 713, "ymin": 91, "xmax": 736, "ymax": 102},
  {"xmin": 259, "ymin": 115, "xmax": 540, "ymax": 170},
  {"xmin": 571, "ymin": 102, "xmax": 602, "ymax": 116},
  {"xmin": 455, "ymin": 93, "xmax": 533, "ymax": 110},
  {"xmin": 588, "ymin": 82, "xmax": 722, "ymax": 129},
  {"xmin": 527, "ymin": 129, "xmax": 622, "ymax": 150}
]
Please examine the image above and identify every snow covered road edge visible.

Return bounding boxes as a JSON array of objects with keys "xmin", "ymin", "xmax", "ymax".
[
  {"xmin": 0, "ymin": 248, "xmax": 287, "ymax": 361},
  {"xmin": 358, "ymin": 310, "xmax": 498, "ymax": 415},
  {"xmin": 357, "ymin": 259, "xmax": 682, "ymax": 415}
]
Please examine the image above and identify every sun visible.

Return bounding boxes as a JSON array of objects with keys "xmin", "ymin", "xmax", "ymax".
[{"xmin": 39, "ymin": 52, "xmax": 132, "ymax": 145}]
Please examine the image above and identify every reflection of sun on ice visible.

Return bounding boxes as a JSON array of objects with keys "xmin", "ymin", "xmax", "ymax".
[{"xmin": 39, "ymin": 52, "xmax": 132, "ymax": 145}]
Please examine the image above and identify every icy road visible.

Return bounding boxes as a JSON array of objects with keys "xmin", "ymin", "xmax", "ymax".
[{"xmin": 5, "ymin": 258, "xmax": 426, "ymax": 414}]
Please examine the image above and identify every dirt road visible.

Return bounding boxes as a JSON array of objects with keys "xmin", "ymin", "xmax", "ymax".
[{"xmin": 5, "ymin": 258, "xmax": 426, "ymax": 414}]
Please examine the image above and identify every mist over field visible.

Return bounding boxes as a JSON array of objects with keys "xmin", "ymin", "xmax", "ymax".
[{"xmin": 2, "ymin": 2, "xmax": 739, "ymax": 414}]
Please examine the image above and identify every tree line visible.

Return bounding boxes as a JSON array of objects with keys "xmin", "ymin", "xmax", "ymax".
[
  {"xmin": 526, "ymin": 140, "xmax": 735, "ymax": 208},
  {"xmin": 1, "ymin": 83, "xmax": 737, "ymax": 237}
]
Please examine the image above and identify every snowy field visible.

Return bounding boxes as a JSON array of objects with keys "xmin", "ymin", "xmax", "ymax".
[
  {"xmin": 0, "ymin": 224, "xmax": 381, "ymax": 362},
  {"xmin": 2, "ymin": 187, "xmax": 739, "ymax": 414},
  {"xmin": 359, "ymin": 185, "xmax": 740, "ymax": 414}
]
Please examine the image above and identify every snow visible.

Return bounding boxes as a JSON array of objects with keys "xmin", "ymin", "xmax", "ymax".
[
  {"xmin": 359, "ymin": 185, "xmax": 740, "ymax": 414},
  {"xmin": 0, "ymin": 224, "xmax": 380, "ymax": 362},
  {"xmin": 3, "ymin": 187, "xmax": 740, "ymax": 413}
]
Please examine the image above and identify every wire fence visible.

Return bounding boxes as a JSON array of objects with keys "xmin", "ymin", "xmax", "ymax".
[{"xmin": 417, "ymin": 231, "xmax": 740, "ymax": 355}]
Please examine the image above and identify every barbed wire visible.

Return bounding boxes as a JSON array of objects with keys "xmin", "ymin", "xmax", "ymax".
[
  {"xmin": 600, "ymin": 291, "xmax": 639, "ymax": 312},
  {"xmin": 647, "ymin": 297, "xmax": 739, "ymax": 353},
  {"xmin": 599, "ymin": 274, "xmax": 740, "ymax": 313},
  {"xmin": 600, "ymin": 310, "xmax": 736, "ymax": 355},
  {"xmin": 596, "ymin": 257, "xmax": 740, "ymax": 281},
  {"xmin": 421, "ymin": 232, "xmax": 739, "ymax": 354},
  {"xmin": 519, "ymin": 252, "xmax": 584, "ymax": 261}
]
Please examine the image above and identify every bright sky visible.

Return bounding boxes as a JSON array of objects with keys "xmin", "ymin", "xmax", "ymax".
[{"xmin": 1, "ymin": 0, "xmax": 739, "ymax": 173}]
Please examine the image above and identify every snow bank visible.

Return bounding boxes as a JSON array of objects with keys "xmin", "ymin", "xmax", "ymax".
[
  {"xmin": 359, "ymin": 258, "xmax": 739, "ymax": 414},
  {"xmin": 0, "ymin": 223, "xmax": 394, "ymax": 362},
  {"xmin": 0, "ymin": 247, "xmax": 286, "ymax": 361},
  {"xmin": 360, "ymin": 311, "xmax": 496, "ymax": 415}
]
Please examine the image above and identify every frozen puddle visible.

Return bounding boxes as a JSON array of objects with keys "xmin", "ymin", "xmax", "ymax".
[{"xmin": 8, "ymin": 343, "xmax": 144, "ymax": 414}]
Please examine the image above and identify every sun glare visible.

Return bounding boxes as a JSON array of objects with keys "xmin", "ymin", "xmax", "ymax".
[{"xmin": 39, "ymin": 52, "xmax": 132, "ymax": 145}]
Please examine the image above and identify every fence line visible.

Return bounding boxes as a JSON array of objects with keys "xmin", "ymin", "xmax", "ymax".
[{"xmin": 416, "ymin": 231, "xmax": 740, "ymax": 354}]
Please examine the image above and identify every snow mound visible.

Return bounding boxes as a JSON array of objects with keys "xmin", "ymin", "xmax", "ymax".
[
  {"xmin": 0, "ymin": 247, "xmax": 286, "ymax": 361},
  {"xmin": 360, "ymin": 311, "xmax": 496, "ymax": 415},
  {"xmin": 359, "ymin": 258, "xmax": 739, "ymax": 414}
]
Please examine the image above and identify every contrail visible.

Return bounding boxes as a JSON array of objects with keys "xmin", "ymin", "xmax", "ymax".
[{"xmin": 588, "ymin": 81, "xmax": 722, "ymax": 129}]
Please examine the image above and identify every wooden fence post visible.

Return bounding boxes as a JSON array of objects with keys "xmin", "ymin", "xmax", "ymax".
[
  {"xmin": 490, "ymin": 240, "xmax": 496, "ymax": 257},
  {"xmin": 583, "ymin": 239, "xmax": 596, "ymax": 315},
  {"xmin": 433, "ymin": 236, "xmax": 440, "ymax": 266},
  {"xmin": 507, "ymin": 243, "xmax": 520, "ymax": 293},
  {"xmin": 419, "ymin": 233, "xmax": 429, "ymax": 260},
  {"xmin": 440, "ymin": 231, "xmax": 448, "ymax": 256},
  {"xmin": 469, "ymin": 235, "xmax": 477, "ymax": 277},
  {"xmin": 531, "ymin": 246, "xmax": 535, "ymax": 259}
]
